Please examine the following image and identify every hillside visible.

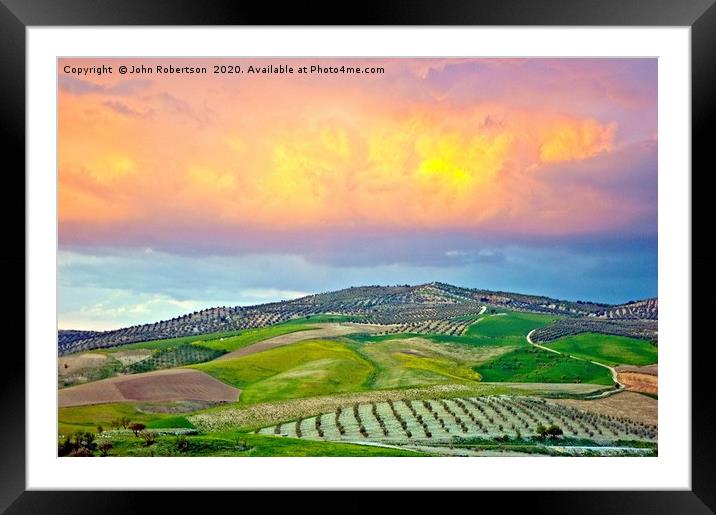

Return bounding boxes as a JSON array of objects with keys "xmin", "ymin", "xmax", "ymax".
[{"xmin": 58, "ymin": 282, "xmax": 658, "ymax": 355}]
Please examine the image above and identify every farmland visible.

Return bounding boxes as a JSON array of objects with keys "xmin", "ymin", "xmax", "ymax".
[
  {"xmin": 256, "ymin": 395, "xmax": 656, "ymax": 456},
  {"xmin": 190, "ymin": 339, "xmax": 374, "ymax": 405},
  {"xmin": 477, "ymin": 347, "xmax": 614, "ymax": 385},
  {"xmin": 58, "ymin": 283, "xmax": 657, "ymax": 355},
  {"xmin": 57, "ymin": 282, "xmax": 658, "ymax": 457},
  {"xmin": 542, "ymin": 333, "xmax": 657, "ymax": 367},
  {"xmin": 58, "ymin": 369, "xmax": 240, "ymax": 407}
]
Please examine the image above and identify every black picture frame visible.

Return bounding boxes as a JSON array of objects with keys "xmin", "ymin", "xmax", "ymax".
[{"xmin": 2, "ymin": 1, "xmax": 713, "ymax": 513}]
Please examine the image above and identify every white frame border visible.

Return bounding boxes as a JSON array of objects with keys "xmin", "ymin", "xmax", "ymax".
[{"xmin": 27, "ymin": 26, "xmax": 690, "ymax": 490}]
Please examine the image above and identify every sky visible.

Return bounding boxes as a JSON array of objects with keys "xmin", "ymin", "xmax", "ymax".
[{"xmin": 58, "ymin": 58, "xmax": 657, "ymax": 330}]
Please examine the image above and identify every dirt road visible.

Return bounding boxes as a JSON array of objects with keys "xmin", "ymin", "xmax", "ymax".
[{"xmin": 525, "ymin": 329, "xmax": 624, "ymax": 398}]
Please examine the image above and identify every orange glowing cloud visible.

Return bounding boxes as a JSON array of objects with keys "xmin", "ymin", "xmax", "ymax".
[
  {"xmin": 57, "ymin": 58, "xmax": 656, "ymax": 243},
  {"xmin": 539, "ymin": 118, "xmax": 616, "ymax": 163}
]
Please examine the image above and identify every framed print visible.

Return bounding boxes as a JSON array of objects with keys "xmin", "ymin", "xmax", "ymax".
[{"xmin": 4, "ymin": 0, "xmax": 714, "ymax": 512}]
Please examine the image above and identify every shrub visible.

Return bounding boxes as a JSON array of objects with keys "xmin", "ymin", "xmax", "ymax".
[
  {"xmin": 546, "ymin": 425, "xmax": 564, "ymax": 439},
  {"xmin": 371, "ymin": 402, "xmax": 389, "ymax": 436},
  {"xmin": 315, "ymin": 414, "xmax": 324, "ymax": 438},
  {"xmin": 98, "ymin": 442, "xmax": 113, "ymax": 457},
  {"xmin": 536, "ymin": 424, "xmax": 547, "ymax": 441},
  {"xmin": 139, "ymin": 430, "xmax": 157, "ymax": 446},
  {"xmin": 335, "ymin": 407, "xmax": 346, "ymax": 435},
  {"xmin": 130, "ymin": 423, "xmax": 146, "ymax": 437},
  {"xmin": 176, "ymin": 435, "xmax": 190, "ymax": 453},
  {"xmin": 59, "ymin": 431, "xmax": 98, "ymax": 457}
]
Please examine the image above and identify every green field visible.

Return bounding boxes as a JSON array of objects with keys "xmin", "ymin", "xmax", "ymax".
[
  {"xmin": 59, "ymin": 354, "xmax": 125, "ymax": 388},
  {"xmin": 91, "ymin": 432, "xmax": 422, "ymax": 457},
  {"xmin": 349, "ymin": 311, "xmax": 557, "ymax": 349},
  {"xmin": 191, "ymin": 335, "xmax": 515, "ymax": 406},
  {"xmin": 465, "ymin": 311, "xmax": 558, "ymax": 338},
  {"xmin": 191, "ymin": 339, "xmax": 374, "ymax": 405},
  {"xmin": 353, "ymin": 338, "xmax": 492, "ymax": 389},
  {"xmin": 125, "ymin": 344, "xmax": 224, "ymax": 373},
  {"xmin": 543, "ymin": 333, "xmax": 658, "ymax": 366},
  {"xmin": 98, "ymin": 315, "xmax": 356, "ymax": 354},
  {"xmin": 476, "ymin": 346, "xmax": 614, "ymax": 385},
  {"xmin": 58, "ymin": 306, "xmax": 655, "ymax": 457},
  {"xmin": 103, "ymin": 320, "xmax": 309, "ymax": 353},
  {"xmin": 58, "ymin": 402, "xmax": 195, "ymax": 436}
]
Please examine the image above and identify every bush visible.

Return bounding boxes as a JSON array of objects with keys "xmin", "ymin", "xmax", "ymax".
[
  {"xmin": 98, "ymin": 442, "xmax": 113, "ymax": 457},
  {"xmin": 335, "ymin": 407, "xmax": 346, "ymax": 435},
  {"xmin": 130, "ymin": 423, "xmax": 146, "ymax": 437},
  {"xmin": 315, "ymin": 414, "xmax": 324, "ymax": 438},
  {"xmin": 546, "ymin": 425, "xmax": 564, "ymax": 439},
  {"xmin": 139, "ymin": 430, "xmax": 157, "ymax": 446},
  {"xmin": 535, "ymin": 424, "xmax": 547, "ymax": 441},
  {"xmin": 58, "ymin": 431, "xmax": 98, "ymax": 457},
  {"xmin": 176, "ymin": 435, "xmax": 190, "ymax": 453}
]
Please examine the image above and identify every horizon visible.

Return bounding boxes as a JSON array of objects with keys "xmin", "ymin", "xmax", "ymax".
[
  {"xmin": 58, "ymin": 57, "xmax": 657, "ymax": 330},
  {"xmin": 57, "ymin": 280, "xmax": 656, "ymax": 332}
]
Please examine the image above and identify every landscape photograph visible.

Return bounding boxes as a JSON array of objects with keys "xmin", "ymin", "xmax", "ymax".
[{"xmin": 57, "ymin": 57, "xmax": 658, "ymax": 457}]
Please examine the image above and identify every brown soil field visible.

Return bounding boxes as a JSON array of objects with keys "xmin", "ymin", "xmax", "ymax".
[
  {"xmin": 217, "ymin": 323, "xmax": 387, "ymax": 360},
  {"xmin": 616, "ymin": 364, "xmax": 658, "ymax": 375},
  {"xmin": 617, "ymin": 372, "xmax": 658, "ymax": 394},
  {"xmin": 552, "ymin": 391, "xmax": 657, "ymax": 426},
  {"xmin": 58, "ymin": 353, "xmax": 106, "ymax": 377},
  {"xmin": 58, "ymin": 369, "xmax": 240, "ymax": 407},
  {"xmin": 615, "ymin": 364, "xmax": 658, "ymax": 394}
]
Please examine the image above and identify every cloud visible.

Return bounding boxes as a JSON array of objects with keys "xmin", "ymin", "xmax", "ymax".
[
  {"xmin": 59, "ymin": 75, "xmax": 153, "ymax": 96},
  {"xmin": 56, "ymin": 58, "xmax": 657, "ymax": 327},
  {"xmin": 102, "ymin": 100, "xmax": 147, "ymax": 118},
  {"xmin": 153, "ymin": 92, "xmax": 216, "ymax": 127},
  {"xmin": 445, "ymin": 249, "xmax": 506, "ymax": 264},
  {"xmin": 58, "ymin": 243, "xmax": 657, "ymax": 330}
]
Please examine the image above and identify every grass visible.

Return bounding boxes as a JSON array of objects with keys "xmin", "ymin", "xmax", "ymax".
[
  {"xmin": 105, "ymin": 330, "xmax": 250, "ymax": 352},
  {"xmin": 192, "ymin": 336, "xmax": 508, "ymax": 406},
  {"xmin": 100, "ymin": 315, "xmax": 357, "ymax": 354},
  {"xmin": 104, "ymin": 323, "xmax": 305, "ymax": 353},
  {"xmin": 58, "ymin": 354, "xmax": 125, "ymax": 388},
  {"xmin": 348, "ymin": 310, "xmax": 557, "ymax": 349},
  {"xmin": 190, "ymin": 339, "xmax": 374, "ymax": 405},
  {"xmin": 75, "ymin": 432, "xmax": 423, "ymax": 457},
  {"xmin": 352, "ymin": 338, "xmax": 491, "ymax": 390},
  {"xmin": 195, "ymin": 323, "xmax": 314, "ymax": 352},
  {"xmin": 188, "ymin": 383, "xmax": 520, "ymax": 432},
  {"xmin": 465, "ymin": 310, "xmax": 558, "ymax": 338},
  {"xmin": 58, "ymin": 402, "xmax": 194, "ymax": 436},
  {"xmin": 544, "ymin": 333, "xmax": 658, "ymax": 367},
  {"xmin": 125, "ymin": 345, "xmax": 224, "ymax": 373},
  {"xmin": 476, "ymin": 346, "xmax": 614, "ymax": 385}
]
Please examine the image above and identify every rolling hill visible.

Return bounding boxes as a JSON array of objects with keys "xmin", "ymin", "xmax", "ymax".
[{"xmin": 58, "ymin": 282, "xmax": 658, "ymax": 355}]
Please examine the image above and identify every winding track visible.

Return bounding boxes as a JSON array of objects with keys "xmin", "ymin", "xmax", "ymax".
[{"xmin": 525, "ymin": 329, "xmax": 624, "ymax": 399}]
